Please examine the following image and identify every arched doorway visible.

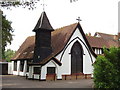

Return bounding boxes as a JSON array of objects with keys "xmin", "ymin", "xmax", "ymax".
[{"xmin": 71, "ymin": 41, "xmax": 83, "ymax": 74}]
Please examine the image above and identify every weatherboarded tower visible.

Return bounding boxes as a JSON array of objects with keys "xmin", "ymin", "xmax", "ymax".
[{"xmin": 33, "ymin": 11, "xmax": 54, "ymax": 63}]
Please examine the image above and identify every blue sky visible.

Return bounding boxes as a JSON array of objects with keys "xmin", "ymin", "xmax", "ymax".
[{"xmin": 2, "ymin": 0, "xmax": 120, "ymax": 51}]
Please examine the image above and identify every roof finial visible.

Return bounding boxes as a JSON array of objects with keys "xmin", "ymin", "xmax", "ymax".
[
  {"xmin": 41, "ymin": 0, "xmax": 47, "ymax": 11},
  {"xmin": 76, "ymin": 17, "xmax": 82, "ymax": 22}
]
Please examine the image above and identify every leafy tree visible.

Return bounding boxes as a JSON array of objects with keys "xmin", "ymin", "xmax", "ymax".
[
  {"xmin": 0, "ymin": 0, "xmax": 78, "ymax": 10},
  {"xmin": 2, "ymin": 13, "xmax": 14, "ymax": 59},
  {"xmin": 104, "ymin": 47, "xmax": 120, "ymax": 88},
  {"xmin": 93, "ymin": 47, "xmax": 120, "ymax": 88},
  {"xmin": 86, "ymin": 33, "xmax": 88, "ymax": 36},
  {"xmin": 0, "ymin": 0, "xmax": 40, "ymax": 10},
  {"xmin": 4, "ymin": 49, "xmax": 15, "ymax": 62},
  {"xmin": 0, "ymin": 10, "xmax": 2, "ymax": 60},
  {"xmin": 93, "ymin": 56, "xmax": 113, "ymax": 88}
]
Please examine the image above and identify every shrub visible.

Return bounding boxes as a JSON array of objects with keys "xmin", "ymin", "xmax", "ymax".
[{"xmin": 93, "ymin": 47, "xmax": 120, "ymax": 88}]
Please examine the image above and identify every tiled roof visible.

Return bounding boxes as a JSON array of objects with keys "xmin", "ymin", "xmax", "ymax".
[
  {"xmin": 12, "ymin": 23, "xmax": 119, "ymax": 64},
  {"xmin": 12, "ymin": 36, "xmax": 35, "ymax": 60},
  {"xmin": 94, "ymin": 32, "xmax": 119, "ymax": 48},
  {"xmin": 12, "ymin": 23, "xmax": 78, "ymax": 60},
  {"xmin": 12, "ymin": 23, "xmax": 96, "ymax": 64},
  {"xmin": 86, "ymin": 36, "xmax": 109, "ymax": 48},
  {"xmin": 95, "ymin": 32, "xmax": 115, "ymax": 39},
  {"xmin": 33, "ymin": 11, "xmax": 53, "ymax": 31}
]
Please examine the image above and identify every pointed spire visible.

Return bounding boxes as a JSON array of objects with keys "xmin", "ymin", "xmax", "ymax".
[{"xmin": 33, "ymin": 11, "xmax": 53, "ymax": 32}]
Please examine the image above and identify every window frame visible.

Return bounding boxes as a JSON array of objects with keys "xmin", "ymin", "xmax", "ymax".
[
  {"xmin": 47, "ymin": 67, "xmax": 56, "ymax": 74},
  {"xmin": 26, "ymin": 60, "xmax": 31, "ymax": 72},
  {"xmin": 14, "ymin": 61, "xmax": 17, "ymax": 71},
  {"xmin": 20, "ymin": 60, "xmax": 24, "ymax": 72},
  {"xmin": 33, "ymin": 67, "xmax": 41, "ymax": 74}
]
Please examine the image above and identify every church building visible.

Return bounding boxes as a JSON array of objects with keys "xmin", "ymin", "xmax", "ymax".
[{"xmin": 8, "ymin": 11, "xmax": 119, "ymax": 80}]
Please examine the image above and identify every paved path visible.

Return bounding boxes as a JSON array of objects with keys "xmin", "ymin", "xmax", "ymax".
[{"xmin": 2, "ymin": 75, "xmax": 94, "ymax": 88}]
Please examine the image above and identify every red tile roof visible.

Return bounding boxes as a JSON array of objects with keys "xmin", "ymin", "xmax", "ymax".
[
  {"xmin": 11, "ymin": 23, "xmax": 78, "ymax": 60},
  {"xmin": 95, "ymin": 32, "xmax": 115, "ymax": 40},
  {"xmin": 94, "ymin": 32, "xmax": 119, "ymax": 48},
  {"xmin": 12, "ymin": 23, "xmax": 97, "ymax": 64},
  {"xmin": 86, "ymin": 36, "xmax": 109, "ymax": 48},
  {"xmin": 12, "ymin": 23, "xmax": 118, "ymax": 64}
]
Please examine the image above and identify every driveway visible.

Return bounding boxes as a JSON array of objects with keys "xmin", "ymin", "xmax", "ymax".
[{"xmin": 2, "ymin": 75, "xmax": 94, "ymax": 88}]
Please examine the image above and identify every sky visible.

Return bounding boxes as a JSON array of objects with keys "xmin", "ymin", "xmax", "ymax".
[{"xmin": 2, "ymin": 0, "xmax": 120, "ymax": 51}]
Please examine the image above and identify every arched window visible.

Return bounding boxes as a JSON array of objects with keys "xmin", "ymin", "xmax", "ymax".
[{"xmin": 71, "ymin": 41, "xmax": 83, "ymax": 74}]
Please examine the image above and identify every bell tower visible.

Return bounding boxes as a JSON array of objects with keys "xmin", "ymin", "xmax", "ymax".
[{"xmin": 33, "ymin": 11, "xmax": 54, "ymax": 63}]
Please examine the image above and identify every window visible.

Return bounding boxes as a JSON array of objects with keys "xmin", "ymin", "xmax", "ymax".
[
  {"xmin": 101, "ymin": 48, "xmax": 104, "ymax": 54},
  {"xmin": 71, "ymin": 41, "xmax": 83, "ymax": 74},
  {"xmin": 14, "ymin": 61, "xmax": 17, "ymax": 71},
  {"xmin": 20, "ymin": 61, "xmax": 24, "ymax": 72},
  {"xmin": 47, "ymin": 67, "xmax": 55, "ymax": 74},
  {"xmin": 33, "ymin": 67, "xmax": 41, "ymax": 74},
  {"xmin": 27, "ymin": 60, "xmax": 31, "ymax": 72}
]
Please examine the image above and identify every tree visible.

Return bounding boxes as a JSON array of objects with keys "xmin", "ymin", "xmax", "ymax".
[
  {"xmin": 0, "ymin": 10, "xmax": 2, "ymax": 60},
  {"xmin": 4, "ymin": 49, "xmax": 15, "ymax": 62},
  {"xmin": 93, "ymin": 47, "xmax": 120, "ymax": 88},
  {"xmin": 0, "ymin": 0, "xmax": 40, "ymax": 10},
  {"xmin": 2, "ymin": 13, "xmax": 14, "ymax": 59},
  {"xmin": 0, "ymin": 0, "xmax": 78, "ymax": 10},
  {"xmin": 93, "ymin": 56, "xmax": 113, "ymax": 88}
]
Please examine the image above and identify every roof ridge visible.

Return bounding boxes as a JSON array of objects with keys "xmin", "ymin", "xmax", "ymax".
[
  {"xmin": 27, "ymin": 35, "xmax": 34, "ymax": 38},
  {"xmin": 86, "ymin": 35, "xmax": 103, "ymax": 39},
  {"xmin": 55, "ymin": 23, "xmax": 78, "ymax": 31},
  {"xmin": 96, "ymin": 32, "xmax": 115, "ymax": 36}
]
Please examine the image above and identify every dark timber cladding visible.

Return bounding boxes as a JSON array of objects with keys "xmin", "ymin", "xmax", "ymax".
[{"xmin": 33, "ymin": 11, "xmax": 54, "ymax": 63}]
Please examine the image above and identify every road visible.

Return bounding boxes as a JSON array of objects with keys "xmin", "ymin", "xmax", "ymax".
[{"xmin": 2, "ymin": 75, "xmax": 94, "ymax": 88}]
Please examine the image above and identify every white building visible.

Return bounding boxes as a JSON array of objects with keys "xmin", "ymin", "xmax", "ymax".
[{"xmin": 8, "ymin": 11, "xmax": 119, "ymax": 80}]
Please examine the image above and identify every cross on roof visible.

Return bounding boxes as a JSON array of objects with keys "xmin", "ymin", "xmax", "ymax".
[
  {"xmin": 76, "ymin": 17, "xmax": 82, "ymax": 22},
  {"xmin": 41, "ymin": 0, "xmax": 47, "ymax": 11}
]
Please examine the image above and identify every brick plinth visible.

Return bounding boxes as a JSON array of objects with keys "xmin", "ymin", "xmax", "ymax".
[
  {"xmin": 85, "ymin": 74, "xmax": 91, "ymax": 79},
  {"xmin": 62, "ymin": 73, "xmax": 85, "ymax": 80},
  {"xmin": 62, "ymin": 75, "xmax": 71, "ymax": 80},
  {"xmin": 46, "ymin": 74, "xmax": 56, "ymax": 81},
  {"xmin": 71, "ymin": 74, "xmax": 77, "ymax": 80},
  {"xmin": 76, "ymin": 73, "xmax": 85, "ymax": 79}
]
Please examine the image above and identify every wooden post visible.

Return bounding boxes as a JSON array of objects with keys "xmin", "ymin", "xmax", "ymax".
[
  {"xmin": 25, "ymin": 74, "xmax": 28, "ymax": 79},
  {"xmin": 32, "ymin": 74, "xmax": 34, "ymax": 80},
  {"xmin": 39, "ymin": 75, "xmax": 41, "ymax": 81}
]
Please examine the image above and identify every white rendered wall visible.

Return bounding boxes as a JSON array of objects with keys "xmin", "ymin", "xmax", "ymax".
[
  {"xmin": 18, "ymin": 60, "xmax": 27, "ymax": 76},
  {"xmin": 19, "ymin": 28, "xmax": 96, "ymax": 79},
  {"xmin": 12, "ymin": 60, "xmax": 27, "ymax": 76},
  {"xmin": 32, "ymin": 65, "xmax": 41, "ymax": 79},
  {"xmin": 95, "ymin": 49, "xmax": 97, "ymax": 54},
  {"xmin": 8, "ymin": 61, "xmax": 14, "ymax": 74},
  {"xmin": 41, "ymin": 60, "xmax": 58, "ymax": 80},
  {"xmin": 100, "ymin": 49, "xmax": 102, "ymax": 54},
  {"xmin": 8, "ymin": 62, "xmax": 12, "ymax": 74},
  {"xmin": 28, "ymin": 66, "xmax": 33, "ymax": 78},
  {"xmin": 9, "ymin": 61, "xmax": 14, "ymax": 75},
  {"xmin": 28, "ymin": 64, "xmax": 42, "ymax": 79},
  {"xmin": 55, "ymin": 28, "xmax": 96, "ymax": 79},
  {"xmin": 23, "ymin": 60, "xmax": 27, "ymax": 76},
  {"xmin": 55, "ymin": 52, "xmax": 63, "ymax": 61},
  {"xmin": 19, "ymin": 72, "xmax": 24, "ymax": 76},
  {"xmin": 13, "ymin": 61, "xmax": 20, "ymax": 75}
]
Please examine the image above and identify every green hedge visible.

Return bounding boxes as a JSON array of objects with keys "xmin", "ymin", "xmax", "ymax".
[{"xmin": 93, "ymin": 47, "xmax": 120, "ymax": 88}]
